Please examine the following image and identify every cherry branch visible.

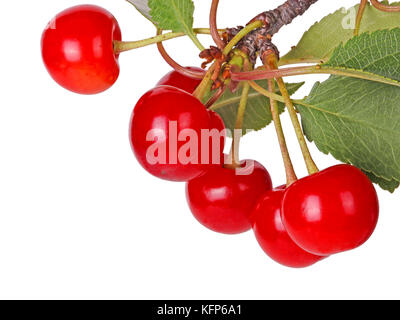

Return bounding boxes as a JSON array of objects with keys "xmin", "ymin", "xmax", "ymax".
[
  {"xmin": 225, "ymin": 0, "xmax": 319, "ymax": 64},
  {"xmin": 116, "ymin": 0, "xmax": 319, "ymax": 71},
  {"xmin": 223, "ymin": 21, "xmax": 263, "ymax": 56}
]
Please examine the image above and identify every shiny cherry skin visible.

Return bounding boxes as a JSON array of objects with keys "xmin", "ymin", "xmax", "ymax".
[
  {"xmin": 157, "ymin": 67, "xmax": 203, "ymax": 93},
  {"xmin": 251, "ymin": 188, "xmax": 325, "ymax": 268},
  {"xmin": 208, "ymin": 110, "xmax": 225, "ymax": 133},
  {"xmin": 41, "ymin": 5, "xmax": 121, "ymax": 94},
  {"xmin": 156, "ymin": 67, "xmax": 226, "ymax": 154},
  {"xmin": 130, "ymin": 86, "xmax": 224, "ymax": 182},
  {"xmin": 186, "ymin": 159, "xmax": 273, "ymax": 234},
  {"xmin": 282, "ymin": 164, "xmax": 379, "ymax": 256}
]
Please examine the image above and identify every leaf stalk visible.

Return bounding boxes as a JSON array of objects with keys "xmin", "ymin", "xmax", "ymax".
[{"xmin": 231, "ymin": 65, "xmax": 400, "ymax": 88}]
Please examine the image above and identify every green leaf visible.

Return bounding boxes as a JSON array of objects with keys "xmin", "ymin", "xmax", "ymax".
[
  {"xmin": 152, "ymin": 0, "xmax": 204, "ymax": 49},
  {"xmin": 207, "ymin": 81, "xmax": 304, "ymax": 135},
  {"xmin": 363, "ymin": 171, "xmax": 399, "ymax": 193},
  {"xmin": 126, "ymin": 0, "xmax": 153, "ymax": 23},
  {"xmin": 297, "ymin": 28, "xmax": 400, "ymax": 191},
  {"xmin": 148, "ymin": 0, "xmax": 195, "ymax": 33},
  {"xmin": 127, "ymin": 0, "xmax": 194, "ymax": 31},
  {"xmin": 280, "ymin": 1, "xmax": 400, "ymax": 65},
  {"xmin": 126, "ymin": 0, "xmax": 201, "ymax": 48},
  {"xmin": 325, "ymin": 29, "xmax": 400, "ymax": 82},
  {"xmin": 298, "ymin": 77, "xmax": 400, "ymax": 191}
]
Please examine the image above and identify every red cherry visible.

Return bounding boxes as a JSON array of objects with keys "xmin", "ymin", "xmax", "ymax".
[
  {"xmin": 251, "ymin": 189, "xmax": 325, "ymax": 268},
  {"xmin": 130, "ymin": 86, "xmax": 224, "ymax": 182},
  {"xmin": 157, "ymin": 68, "xmax": 226, "ymax": 159},
  {"xmin": 157, "ymin": 67, "xmax": 203, "ymax": 93},
  {"xmin": 41, "ymin": 5, "xmax": 121, "ymax": 94},
  {"xmin": 186, "ymin": 159, "xmax": 273, "ymax": 234},
  {"xmin": 282, "ymin": 164, "xmax": 379, "ymax": 256},
  {"xmin": 208, "ymin": 110, "xmax": 225, "ymax": 132}
]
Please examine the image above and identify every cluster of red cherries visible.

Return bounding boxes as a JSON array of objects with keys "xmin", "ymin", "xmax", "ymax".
[{"xmin": 41, "ymin": 5, "xmax": 380, "ymax": 268}]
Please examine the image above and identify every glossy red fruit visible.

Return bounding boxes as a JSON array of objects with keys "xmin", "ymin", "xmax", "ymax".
[
  {"xmin": 130, "ymin": 86, "xmax": 224, "ymax": 182},
  {"xmin": 282, "ymin": 164, "xmax": 379, "ymax": 256},
  {"xmin": 157, "ymin": 68, "xmax": 226, "ymax": 159},
  {"xmin": 208, "ymin": 110, "xmax": 225, "ymax": 132},
  {"xmin": 251, "ymin": 189, "xmax": 325, "ymax": 268},
  {"xmin": 186, "ymin": 159, "xmax": 273, "ymax": 234},
  {"xmin": 157, "ymin": 67, "xmax": 203, "ymax": 93},
  {"xmin": 41, "ymin": 5, "xmax": 121, "ymax": 94}
]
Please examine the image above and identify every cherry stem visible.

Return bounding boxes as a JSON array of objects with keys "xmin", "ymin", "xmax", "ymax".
[
  {"xmin": 192, "ymin": 63, "xmax": 217, "ymax": 100},
  {"xmin": 227, "ymin": 82, "xmax": 251, "ymax": 168},
  {"xmin": 267, "ymin": 55, "xmax": 319, "ymax": 175},
  {"xmin": 249, "ymin": 80, "xmax": 297, "ymax": 186},
  {"xmin": 205, "ymin": 85, "xmax": 226, "ymax": 108},
  {"xmin": 370, "ymin": 0, "xmax": 400, "ymax": 12},
  {"xmin": 114, "ymin": 28, "xmax": 221, "ymax": 54},
  {"xmin": 354, "ymin": 0, "xmax": 368, "ymax": 36},
  {"xmin": 222, "ymin": 21, "xmax": 263, "ymax": 56},
  {"xmin": 156, "ymin": 29, "xmax": 206, "ymax": 80},
  {"xmin": 210, "ymin": 0, "xmax": 225, "ymax": 49}
]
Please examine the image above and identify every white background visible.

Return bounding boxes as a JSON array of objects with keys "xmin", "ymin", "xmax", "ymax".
[{"xmin": 0, "ymin": 0, "xmax": 399, "ymax": 299}]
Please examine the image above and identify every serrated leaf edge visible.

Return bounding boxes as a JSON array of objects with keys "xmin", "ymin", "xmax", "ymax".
[
  {"xmin": 297, "ymin": 97, "xmax": 400, "ymax": 185},
  {"xmin": 279, "ymin": 5, "xmax": 353, "ymax": 64}
]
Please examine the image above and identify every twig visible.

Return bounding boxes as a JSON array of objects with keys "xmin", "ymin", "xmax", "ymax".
[{"xmin": 226, "ymin": 0, "xmax": 319, "ymax": 64}]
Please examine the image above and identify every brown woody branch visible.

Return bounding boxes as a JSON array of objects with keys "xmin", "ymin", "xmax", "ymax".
[{"xmin": 225, "ymin": 0, "xmax": 319, "ymax": 64}]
